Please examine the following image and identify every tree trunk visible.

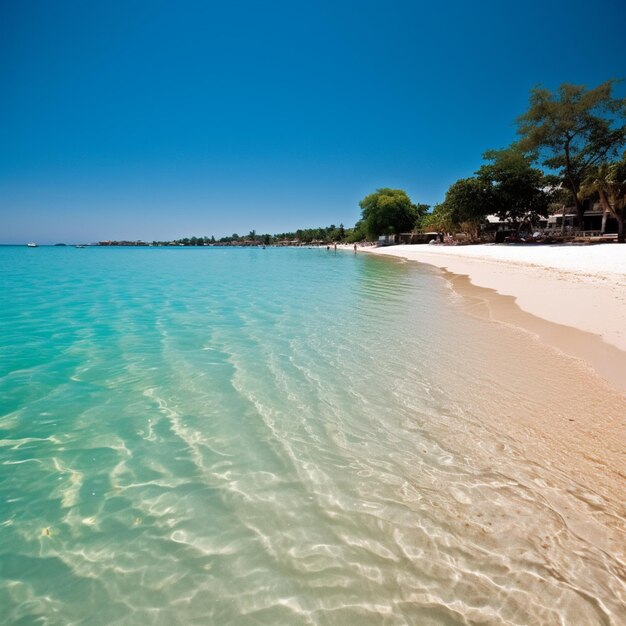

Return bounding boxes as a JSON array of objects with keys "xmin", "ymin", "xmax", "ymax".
[
  {"xmin": 564, "ymin": 142, "xmax": 584, "ymax": 231},
  {"xmin": 597, "ymin": 189, "xmax": 624, "ymax": 242},
  {"xmin": 575, "ymin": 204, "xmax": 585, "ymax": 232}
]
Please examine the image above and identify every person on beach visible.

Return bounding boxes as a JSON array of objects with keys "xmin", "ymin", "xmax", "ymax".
[{"xmin": 353, "ymin": 243, "xmax": 357, "ymax": 253}]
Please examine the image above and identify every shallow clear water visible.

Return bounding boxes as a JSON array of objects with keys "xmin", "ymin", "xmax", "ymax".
[{"xmin": 0, "ymin": 246, "xmax": 624, "ymax": 625}]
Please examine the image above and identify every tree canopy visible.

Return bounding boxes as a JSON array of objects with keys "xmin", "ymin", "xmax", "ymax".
[
  {"xmin": 441, "ymin": 178, "xmax": 491, "ymax": 237},
  {"xmin": 517, "ymin": 80, "xmax": 626, "ymax": 220},
  {"xmin": 421, "ymin": 203, "xmax": 453, "ymax": 232},
  {"xmin": 477, "ymin": 147, "xmax": 552, "ymax": 228},
  {"xmin": 359, "ymin": 188, "xmax": 427, "ymax": 239}
]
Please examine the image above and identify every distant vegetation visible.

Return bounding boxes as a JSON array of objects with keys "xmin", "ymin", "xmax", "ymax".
[
  {"xmin": 351, "ymin": 81, "xmax": 626, "ymax": 243},
  {"xmin": 106, "ymin": 81, "xmax": 626, "ymax": 247},
  {"xmin": 147, "ymin": 225, "xmax": 350, "ymax": 247},
  {"xmin": 423, "ymin": 80, "xmax": 626, "ymax": 242}
]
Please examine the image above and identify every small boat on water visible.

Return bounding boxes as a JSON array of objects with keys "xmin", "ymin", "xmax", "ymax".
[
  {"xmin": 75, "ymin": 244, "xmax": 86, "ymax": 248},
  {"xmin": 26, "ymin": 242, "xmax": 38, "ymax": 247}
]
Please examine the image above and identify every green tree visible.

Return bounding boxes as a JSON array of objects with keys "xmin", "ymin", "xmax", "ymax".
[
  {"xmin": 442, "ymin": 177, "xmax": 492, "ymax": 238},
  {"xmin": 422, "ymin": 203, "xmax": 453, "ymax": 232},
  {"xmin": 477, "ymin": 147, "xmax": 551, "ymax": 231},
  {"xmin": 413, "ymin": 203, "xmax": 430, "ymax": 231},
  {"xmin": 346, "ymin": 220, "xmax": 367, "ymax": 243},
  {"xmin": 581, "ymin": 154, "xmax": 626, "ymax": 242},
  {"xmin": 359, "ymin": 188, "xmax": 423, "ymax": 239},
  {"xmin": 517, "ymin": 80, "xmax": 626, "ymax": 225}
]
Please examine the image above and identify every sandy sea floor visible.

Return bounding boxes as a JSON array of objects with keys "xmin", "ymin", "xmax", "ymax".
[
  {"xmin": 1, "ymin": 246, "xmax": 625, "ymax": 624},
  {"xmin": 349, "ymin": 243, "xmax": 626, "ymax": 569}
]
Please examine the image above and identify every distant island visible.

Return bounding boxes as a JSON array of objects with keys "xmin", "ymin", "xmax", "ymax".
[{"xmin": 97, "ymin": 225, "xmax": 348, "ymax": 247}]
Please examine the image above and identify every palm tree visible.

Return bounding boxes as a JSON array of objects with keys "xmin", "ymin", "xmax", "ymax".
[{"xmin": 582, "ymin": 155, "xmax": 626, "ymax": 243}]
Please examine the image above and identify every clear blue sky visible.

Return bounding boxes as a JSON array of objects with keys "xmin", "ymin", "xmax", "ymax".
[{"xmin": 1, "ymin": 0, "xmax": 625, "ymax": 243}]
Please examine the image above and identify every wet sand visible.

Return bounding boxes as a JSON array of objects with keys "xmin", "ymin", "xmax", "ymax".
[
  {"xmin": 444, "ymin": 269, "xmax": 626, "ymax": 392},
  {"xmin": 439, "ymin": 266, "xmax": 626, "ymax": 506},
  {"xmin": 358, "ymin": 244, "xmax": 626, "ymax": 392},
  {"xmin": 353, "ymin": 247, "xmax": 626, "ymax": 526},
  {"xmin": 363, "ymin": 253, "xmax": 626, "ymax": 568}
]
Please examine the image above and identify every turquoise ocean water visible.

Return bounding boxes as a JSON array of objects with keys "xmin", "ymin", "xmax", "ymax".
[{"xmin": 1, "ymin": 246, "xmax": 624, "ymax": 625}]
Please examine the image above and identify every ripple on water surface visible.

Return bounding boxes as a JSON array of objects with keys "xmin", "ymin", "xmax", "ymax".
[{"xmin": 0, "ymin": 246, "xmax": 625, "ymax": 625}]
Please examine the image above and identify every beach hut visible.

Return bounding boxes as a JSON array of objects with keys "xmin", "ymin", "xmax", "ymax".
[{"xmin": 377, "ymin": 234, "xmax": 397, "ymax": 246}]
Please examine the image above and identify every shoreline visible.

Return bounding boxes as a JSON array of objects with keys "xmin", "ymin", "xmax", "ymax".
[{"xmin": 350, "ymin": 243, "xmax": 626, "ymax": 392}]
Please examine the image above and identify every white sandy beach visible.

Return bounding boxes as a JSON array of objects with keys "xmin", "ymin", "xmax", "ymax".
[{"xmin": 362, "ymin": 243, "xmax": 626, "ymax": 353}]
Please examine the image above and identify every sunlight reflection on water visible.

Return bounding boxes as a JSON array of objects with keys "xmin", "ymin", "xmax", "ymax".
[{"xmin": 0, "ymin": 246, "xmax": 624, "ymax": 625}]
